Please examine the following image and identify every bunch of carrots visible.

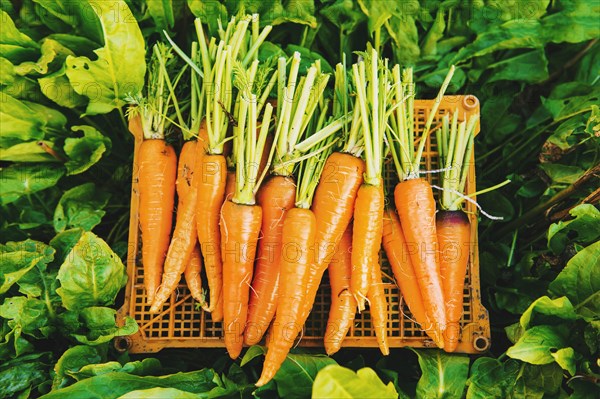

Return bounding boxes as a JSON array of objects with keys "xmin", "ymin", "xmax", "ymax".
[{"xmin": 129, "ymin": 15, "xmax": 505, "ymax": 386}]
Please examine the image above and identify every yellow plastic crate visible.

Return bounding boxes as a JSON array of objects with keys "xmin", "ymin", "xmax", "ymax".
[{"xmin": 116, "ymin": 95, "xmax": 491, "ymax": 354}]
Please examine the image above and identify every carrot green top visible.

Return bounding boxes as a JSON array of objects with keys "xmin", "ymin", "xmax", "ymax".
[
  {"xmin": 128, "ymin": 43, "xmax": 185, "ymax": 141},
  {"xmin": 165, "ymin": 15, "xmax": 272, "ymax": 149},
  {"xmin": 387, "ymin": 65, "xmax": 456, "ymax": 181},
  {"xmin": 351, "ymin": 46, "xmax": 392, "ymax": 186}
]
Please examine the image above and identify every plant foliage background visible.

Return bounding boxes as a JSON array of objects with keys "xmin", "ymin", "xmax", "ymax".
[{"xmin": 0, "ymin": 1, "xmax": 598, "ymax": 398}]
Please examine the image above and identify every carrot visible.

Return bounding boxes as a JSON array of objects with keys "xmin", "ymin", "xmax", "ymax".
[
  {"xmin": 150, "ymin": 139, "xmax": 201, "ymax": 312},
  {"xmin": 196, "ymin": 153, "xmax": 226, "ymax": 319},
  {"xmin": 256, "ymin": 207, "xmax": 317, "ymax": 386},
  {"xmin": 130, "ymin": 44, "xmax": 181, "ymax": 306},
  {"xmin": 367, "ymin": 248, "xmax": 389, "ymax": 356},
  {"xmin": 435, "ymin": 112, "xmax": 484, "ymax": 351},
  {"xmin": 311, "ymin": 152, "xmax": 364, "ymax": 284},
  {"xmin": 351, "ymin": 184, "xmax": 384, "ymax": 311},
  {"xmin": 184, "ymin": 244, "xmax": 204, "ymax": 304},
  {"xmin": 394, "ymin": 178, "xmax": 445, "ymax": 345},
  {"xmin": 247, "ymin": 56, "xmax": 333, "ymax": 347},
  {"xmin": 220, "ymin": 199, "xmax": 262, "ymax": 358},
  {"xmin": 222, "ymin": 53, "xmax": 276, "ymax": 358},
  {"xmin": 437, "ymin": 211, "xmax": 470, "ymax": 351},
  {"xmin": 258, "ymin": 62, "xmax": 339, "ymax": 385},
  {"xmin": 324, "ymin": 223, "xmax": 356, "ymax": 355},
  {"xmin": 382, "ymin": 209, "xmax": 430, "ymax": 334},
  {"xmin": 299, "ymin": 61, "xmax": 365, "ymax": 323},
  {"xmin": 150, "ymin": 172, "xmax": 199, "ymax": 313},
  {"xmin": 386, "ymin": 65, "xmax": 457, "ymax": 348},
  {"xmin": 348, "ymin": 48, "xmax": 390, "ymax": 317},
  {"xmin": 138, "ymin": 138, "xmax": 177, "ymax": 306},
  {"xmin": 244, "ymin": 175, "xmax": 296, "ymax": 345}
]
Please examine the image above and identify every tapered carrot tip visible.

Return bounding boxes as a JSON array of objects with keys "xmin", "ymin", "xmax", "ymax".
[
  {"xmin": 444, "ymin": 322, "xmax": 460, "ymax": 352},
  {"xmin": 256, "ymin": 364, "xmax": 277, "ymax": 387}
]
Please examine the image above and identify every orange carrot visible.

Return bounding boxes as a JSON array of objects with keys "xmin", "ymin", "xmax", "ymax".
[
  {"xmin": 299, "ymin": 152, "xmax": 364, "ymax": 322},
  {"xmin": 184, "ymin": 244, "xmax": 204, "ymax": 304},
  {"xmin": 149, "ymin": 140, "xmax": 201, "ymax": 312},
  {"xmin": 351, "ymin": 184, "xmax": 384, "ymax": 311},
  {"xmin": 175, "ymin": 143, "xmax": 206, "ymax": 306},
  {"xmin": 196, "ymin": 154, "xmax": 227, "ymax": 321},
  {"xmin": 324, "ymin": 223, "xmax": 356, "ymax": 355},
  {"xmin": 382, "ymin": 209, "xmax": 431, "ymax": 335},
  {"xmin": 150, "ymin": 174, "xmax": 199, "ymax": 313},
  {"xmin": 225, "ymin": 169, "xmax": 236, "ymax": 200},
  {"xmin": 138, "ymin": 138, "xmax": 177, "ymax": 306},
  {"xmin": 256, "ymin": 208, "xmax": 316, "ymax": 386},
  {"xmin": 220, "ymin": 199, "xmax": 262, "ymax": 359},
  {"xmin": 437, "ymin": 211, "xmax": 470, "ymax": 352},
  {"xmin": 367, "ymin": 252, "xmax": 389, "ymax": 356},
  {"xmin": 244, "ymin": 175, "xmax": 296, "ymax": 345},
  {"xmin": 394, "ymin": 178, "xmax": 446, "ymax": 347},
  {"xmin": 312, "ymin": 152, "xmax": 365, "ymax": 269}
]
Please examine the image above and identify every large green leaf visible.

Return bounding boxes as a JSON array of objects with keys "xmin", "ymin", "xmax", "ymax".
[
  {"xmin": 0, "ymin": 240, "xmax": 54, "ymax": 294},
  {"xmin": 63, "ymin": 125, "xmax": 112, "ymax": 175},
  {"xmin": 241, "ymin": 346, "xmax": 336, "ymax": 398},
  {"xmin": 519, "ymin": 296, "xmax": 578, "ymax": 330},
  {"xmin": 67, "ymin": 307, "xmax": 138, "ymax": 345},
  {"xmin": 41, "ymin": 369, "xmax": 218, "ymax": 399},
  {"xmin": 0, "ymin": 141, "xmax": 60, "ymax": 163},
  {"xmin": 506, "ymin": 325, "xmax": 569, "ymax": 365},
  {"xmin": 13, "ymin": 38, "xmax": 74, "ymax": 76},
  {"xmin": 0, "ymin": 352, "xmax": 51, "ymax": 399},
  {"xmin": 56, "ymin": 232, "xmax": 128, "ymax": 311},
  {"xmin": 312, "ymin": 365, "xmax": 397, "ymax": 398},
  {"xmin": 53, "ymin": 183, "xmax": 110, "ymax": 232},
  {"xmin": 320, "ymin": 0, "xmax": 366, "ymax": 35},
  {"xmin": 466, "ymin": 357, "xmax": 520, "ymax": 399},
  {"xmin": 65, "ymin": 0, "xmax": 146, "ymax": 115},
  {"xmin": 542, "ymin": 0, "xmax": 600, "ymax": 44},
  {"xmin": 453, "ymin": 20, "xmax": 544, "ymax": 63},
  {"xmin": 0, "ymin": 297, "xmax": 52, "ymax": 339},
  {"xmin": 117, "ymin": 387, "xmax": 203, "ymax": 399},
  {"xmin": 146, "ymin": 0, "xmax": 185, "ymax": 31},
  {"xmin": 186, "ymin": 0, "xmax": 228, "ymax": 36},
  {"xmin": 0, "ymin": 94, "xmax": 67, "ymax": 148},
  {"xmin": 487, "ymin": 50, "xmax": 549, "ymax": 84},
  {"xmin": 72, "ymin": 358, "xmax": 162, "ymax": 380},
  {"xmin": 52, "ymin": 345, "xmax": 102, "ymax": 390},
  {"xmin": 548, "ymin": 241, "xmax": 600, "ymax": 320},
  {"xmin": 547, "ymin": 204, "xmax": 600, "ymax": 254},
  {"xmin": 39, "ymin": 65, "xmax": 88, "ymax": 108},
  {"xmin": 0, "ymin": 10, "xmax": 39, "ymax": 62},
  {"xmin": 512, "ymin": 363, "xmax": 564, "ymax": 398},
  {"xmin": 0, "ymin": 163, "xmax": 65, "ymax": 206},
  {"xmin": 413, "ymin": 350, "xmax": 470, "ymax": 399},
  {"xmin": 30, "ymin": 0, "xmax": 103, "ymax": 43}
]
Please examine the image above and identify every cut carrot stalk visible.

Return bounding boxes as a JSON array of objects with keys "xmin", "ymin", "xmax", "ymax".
[{"xmin": 324, "ymin": 223, "xmax": 356, "ymax": 355}]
